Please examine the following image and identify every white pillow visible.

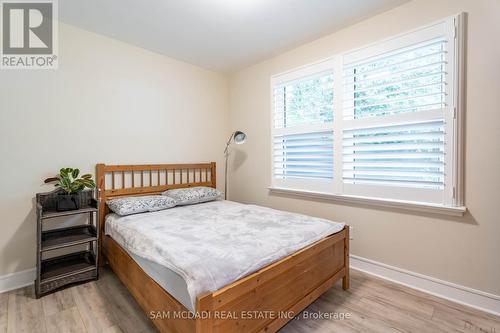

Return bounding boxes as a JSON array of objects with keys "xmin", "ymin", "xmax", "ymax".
[
  {"xmin": 107, "ymin": 195, "xmax": 176, "ymax": 216},
  {"xmin": 162, "ymin": 186, "xmax": 222, "ymax": 206}
]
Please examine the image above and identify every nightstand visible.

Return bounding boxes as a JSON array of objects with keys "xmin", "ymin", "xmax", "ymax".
[{"xmin": 35, "ymin": 188, "xmax": 99, "ymax": 298}]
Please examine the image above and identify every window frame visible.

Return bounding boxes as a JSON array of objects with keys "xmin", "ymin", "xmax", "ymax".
[{"xmin": 269, "ymin": 14, "xmax": 466, "ymax": 215}]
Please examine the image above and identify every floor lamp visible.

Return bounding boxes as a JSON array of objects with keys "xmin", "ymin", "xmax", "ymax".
[{"xmin": 224, "ymin": 130, "xmax": 247, "ymax": 200}]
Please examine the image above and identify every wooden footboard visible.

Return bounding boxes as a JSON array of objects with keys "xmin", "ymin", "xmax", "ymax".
[
  {"xmin": 97, "ymin": 163, "xmax": 350, "ymax": 333},
  {"xmin": 195, "ymin": 227, "xmax": 349, "ymax": 333}
]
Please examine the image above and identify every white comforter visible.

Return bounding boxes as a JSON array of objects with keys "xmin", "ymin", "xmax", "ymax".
[{"xmin": 105, "ymin": 200, "xmax": 344, "ymax": 308}]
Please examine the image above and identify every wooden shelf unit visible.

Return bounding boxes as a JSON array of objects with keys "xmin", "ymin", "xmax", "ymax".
[{"xmin": 35, "ymin": 189, "xmax": 99, "ymax": 298}]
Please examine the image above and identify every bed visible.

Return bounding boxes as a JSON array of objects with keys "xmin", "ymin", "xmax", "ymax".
[{"xmin": 96, "ymin": 162, "xmax": 349, "ymax": 333}]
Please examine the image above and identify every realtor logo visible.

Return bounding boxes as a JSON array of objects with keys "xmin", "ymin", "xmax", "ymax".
[{"xmin": 1, "ymin": 0, "xmax": 58, "ymax": 69}]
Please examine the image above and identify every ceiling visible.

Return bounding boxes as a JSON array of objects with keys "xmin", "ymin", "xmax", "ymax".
[{"xmin": 60, "ymin": 0, "xmax": 408, "ymax": 73}]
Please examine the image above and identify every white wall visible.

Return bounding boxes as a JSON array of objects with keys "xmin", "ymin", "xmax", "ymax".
[
  {"xmin": 228, "ymin": 0, "xmax": 500, "ymax": 295},
  {"xmin": 0, "ymin": 23, "xmax": 229, "ymax": 276}
]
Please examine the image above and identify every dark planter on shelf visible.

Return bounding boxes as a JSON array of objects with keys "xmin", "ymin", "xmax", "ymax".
[{"xmin": 56, "ymin": 193, "xmax": 81, "ymax": 211}]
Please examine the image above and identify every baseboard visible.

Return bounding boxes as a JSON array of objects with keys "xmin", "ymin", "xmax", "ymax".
[
  {"xmin": 350, "ymin": 255, "xmax": 500, "ymax": 316},
  {"xmin": 0, "ymin": 268, "xmax": 35, "ymax": 293}
]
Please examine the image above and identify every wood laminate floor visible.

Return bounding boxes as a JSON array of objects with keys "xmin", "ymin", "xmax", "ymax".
[{"xmin": 1, "ymin": 268, "xmax": 498, "ymax": 333}]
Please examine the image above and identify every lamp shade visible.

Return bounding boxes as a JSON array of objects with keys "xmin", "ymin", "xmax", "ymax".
[{"xmin": 233, "ymin": 131, "xmax": 246, "ymax": 144}]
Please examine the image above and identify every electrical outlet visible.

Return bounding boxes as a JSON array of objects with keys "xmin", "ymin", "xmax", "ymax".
[{"xmin": 349, "ymin": 225, "xmax": 354, "ymax": 240}]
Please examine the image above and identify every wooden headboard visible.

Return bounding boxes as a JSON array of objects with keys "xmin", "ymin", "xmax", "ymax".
[{"xmin": 95, "ymin": 162, "xmax": 216, "ymax": 263}]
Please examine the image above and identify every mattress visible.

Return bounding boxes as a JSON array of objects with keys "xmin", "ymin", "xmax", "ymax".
[
  {"xmin": 127, "ymin": 251, "xmax": 195, "ymax": 311},
  {"xmin": 105, "ymin": 200, "xmax": 345, "ymax": 310}
]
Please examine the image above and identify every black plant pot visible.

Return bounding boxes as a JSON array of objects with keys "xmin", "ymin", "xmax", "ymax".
[{"xmin": 56, "ymin": 193, "xmax": 81, "ymax": 211}]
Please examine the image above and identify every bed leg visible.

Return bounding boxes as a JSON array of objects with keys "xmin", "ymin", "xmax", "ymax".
[
  {"xmin": 342, "ymin": 226, "xmax": 350, "ymax": 290},
  {"xmin": 342, "ymin": 275, "xmax": 350, "ymax": 290}
]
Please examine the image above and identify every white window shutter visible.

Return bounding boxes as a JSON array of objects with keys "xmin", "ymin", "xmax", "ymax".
[
  {"xmin": 342, "ymin": 38, "xmax": 447, "ymax": 120},
  {"xmin": 343, "ymin": 120, "xmax": 445, "ymax": 188},
  {"xmin": 274, "ymin": 131, "xmax": 334, "ymax": 180},
  {"xmin": 271, "ymin": 63, "xmax": 335, "ymax": 192}
]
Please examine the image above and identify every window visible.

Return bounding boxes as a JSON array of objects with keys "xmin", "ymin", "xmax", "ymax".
[
  {"xmin": 271, "ymin": 61, "xmax": 335, "ymax": 193},
  {"xmin": 270, "ymin": 15, "xmax": 464, "ymax": 210}
]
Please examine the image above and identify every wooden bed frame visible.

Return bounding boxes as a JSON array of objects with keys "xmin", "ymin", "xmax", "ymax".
[{"xmin": 96, "ymin": 162, "xmax": 349, "ymax": 333}]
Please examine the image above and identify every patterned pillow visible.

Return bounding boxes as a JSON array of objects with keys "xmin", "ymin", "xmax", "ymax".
[
  {"xmin": 107, "ymin": 195, "xmax": 176, "ymax": 216},
  {"xmin": 162, "ymin": 186, "xmax": 222, "ymax": 205}
]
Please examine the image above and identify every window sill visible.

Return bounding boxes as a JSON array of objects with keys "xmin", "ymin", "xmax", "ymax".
[{"xmin": 268, "ymin": 187, "xmax": 466, "ymax": 217}]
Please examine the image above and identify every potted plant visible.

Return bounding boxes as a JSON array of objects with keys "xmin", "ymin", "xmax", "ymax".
[{"xmin": 44, "ymin": 168, "xmax": 96, "ymax": 211}]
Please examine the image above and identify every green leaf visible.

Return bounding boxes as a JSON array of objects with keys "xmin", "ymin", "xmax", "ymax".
[
  {"xmin": 83, "ymin": 180, "xmax": 96, "ymax": 188},
  {"xmin": 72, "ymin": 168, "xmax": 80, "ymax": 179},
  {"xmin": 61, "ymin": 178, "xmax": 71, "ymax": 190},
  {"xmin": 44, "ymin": 177, "xmax": 59, "ymax": 184},
  {"xmin": 81, "ymin": 174, "xmax": 92, "ymax": 180},
  {"xmin": 60, "ymin": 168, "xmax": 68, "ymax": 177}
]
